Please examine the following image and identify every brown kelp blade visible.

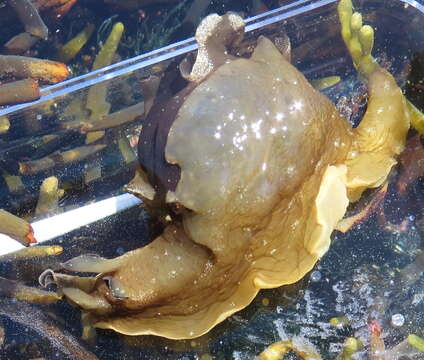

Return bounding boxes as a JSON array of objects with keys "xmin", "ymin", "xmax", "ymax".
[
  {"xmin": 8, "ymin": 0, "xmax": 49, "ymax": 39},
  {"xmin": 4, "ymin": 32, "xmax": 39, "ymax": 54},
  {"xmin": 0, "ymin": 276, "xmax": 60, "ymax": 304},
  {"xmin": 0, "ymin": 55, "xmax": 69, "ymax": 83},
  {"xmin": 0, "ymin": 78, "xmax": 40, "ymax": 106},
  {"xmin": 19, "ymin": 144, "xmax": 106, "ymax": 175},
  {"xmin": 0, "ymin": 298, "xmax": 99, "ymax": 359},
  {"xmin": 0, "ymin": 209, "xmax": 36, "ymax": 246}
]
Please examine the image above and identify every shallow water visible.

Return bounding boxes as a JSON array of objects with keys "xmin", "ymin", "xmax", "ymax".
[{"xmin": 0, "ymin": 0, "xmax": 424, "ymax": 359}]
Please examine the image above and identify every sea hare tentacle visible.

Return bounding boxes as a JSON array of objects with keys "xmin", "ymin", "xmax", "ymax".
[
  {"xmin": 61, "ymin": 254, "xmax": 124, "ymax": 273},
  {"xmin": 39, "ymin": 270, "xmax": 97, "ymax": 293},
  {"xmin": 62, "ymin": 287, "xmax": 112, "ymax": 313}
]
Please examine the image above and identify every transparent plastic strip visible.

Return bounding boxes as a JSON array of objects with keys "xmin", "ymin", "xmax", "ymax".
[
  {"xmin": 0, "ymin": 194, "xmax": 142, "ymax": 255},
  {"xmin": 1, "ymin": 0, "xmax": 424, "ymax": 255},
  {"xmin": 0, "ymin": 0, "xmax": 337, "ymax": 117},
  {"xmin": 401, "ymin": 0, "xmax": 424, "ymax": 13}
]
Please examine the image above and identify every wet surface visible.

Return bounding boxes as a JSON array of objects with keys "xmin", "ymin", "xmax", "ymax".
[{"xmin": 0, "ymin": 0, "xmax": 423, "ymax": 359}]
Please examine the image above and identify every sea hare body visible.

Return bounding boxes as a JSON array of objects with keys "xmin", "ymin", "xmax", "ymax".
[{"xmin": 41, "ymin": 11, "xmax": 411, "ymax": 339}]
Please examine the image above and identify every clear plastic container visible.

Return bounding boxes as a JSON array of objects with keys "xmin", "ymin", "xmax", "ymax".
[
  {"xmin": 0, "ymin": 0, "xmax": 423, "ymax": 359},
  {"xmin": 1, "ymin": 0, "xmax": 422, "ymax": 251}
]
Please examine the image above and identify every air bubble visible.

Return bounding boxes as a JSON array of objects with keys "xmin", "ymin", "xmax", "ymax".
[
  {"xmin": 391, "ymin": 313, "xmax": 405, "ymax": 327},
  {"xmin": 310, "ymin": 270, "xmax": 322, "ymax": 282}
]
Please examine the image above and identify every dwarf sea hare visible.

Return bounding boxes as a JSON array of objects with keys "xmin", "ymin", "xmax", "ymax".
[{"xmin": 40, "ymin": 1, "xmax": 411, "ymax": 339}]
